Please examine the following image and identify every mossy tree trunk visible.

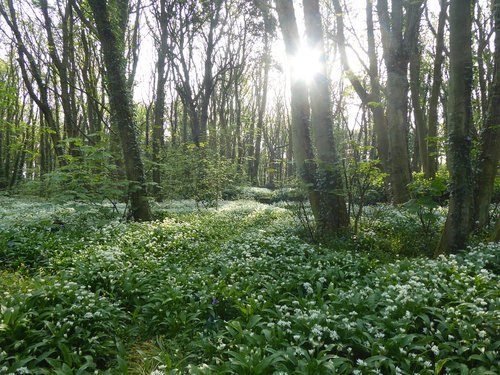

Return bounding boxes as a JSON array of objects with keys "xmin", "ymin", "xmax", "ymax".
[
  {"xmin": 88, "ymin": 0, "xmax": 152, "ymax": 222},
  {"xmin": 436, "ymin": 0, "xmax": 474, "ymax": 255}
]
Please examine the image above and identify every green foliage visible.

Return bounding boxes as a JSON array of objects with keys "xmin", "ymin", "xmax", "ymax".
[
  {"xmin": 343, "ymin": 147, "xmax": 387, "ymax": 206},
  {"xmin": 492, "ymin": 174, "xmax": 500, "ymax": 204},
  {"xmin": 24, "ymin": 142, "xmax": 129, "ymax": 208},
  {"xmin": 356, "ymin": 204, "xmax": 447, "ymax": 257},
  {"xmin": 0, "ymin": 273, "xmax": 128, "ymax": 374},
  {"xmin": 159, "ymin": 144, "xmax": 241, "ymax": 208},
  {"xmin": 0, "ymin": 196, "xmax": 498, "ymax": 374},
  {"xmin": 405, "ymin": 171, "xmax": 449, "ymax": 238},
  {"xmin": 342, "ymin": 145, "xmax": 388, "ymax": 233}
]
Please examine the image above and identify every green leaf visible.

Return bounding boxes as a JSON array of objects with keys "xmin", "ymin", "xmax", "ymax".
[{"xmin": 435, "ymin": 358, "xmax": 450, "ymax": 374}]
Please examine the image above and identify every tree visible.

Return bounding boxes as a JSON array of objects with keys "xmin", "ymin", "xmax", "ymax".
[
  {"xmin": 426, "ymin": 0, "xmax": 448, "ymax": 178},
  {"xmin": 302, "ymin": 0, "xmax": 349, "ymax": 232},
  {"xmin": 0, "ymin": 0, "xmax": 66, "ymax": 166},
  {"xmin": 88, "ymin": 0, "xmax": 152, "ymax": 221},
  {"xmin": 275, "ymin": 0, "xmax": 321, "ymax": 223},
  {"xmin": 473, "ymin": 0, "xmax": 500, "ymax": 230},
  {"xmin": 150, "ymin": 0, "xmax": 171, "ymax": 199},
  {"xmin": 332, "ymin": 0, "xmax": 390, "ymax": 176},
  {"xmin": 249, "ymin": 0, "xmax": 273, "ymax": 185},
  {"xmin": 408, "ymin": 2, "xmax": 429, "ymax": 177},
  {"xmin": 436, "ymin": 0, "xmax": 473, "ymax": 255},
  {"xmin": 39, "ymin": 0, "xmax": 80, "ymax": 158},
  {"xmin": 276, "ymin": 0, "xmax": 348, "ymax": 235},
  {"xmin": 377, "ymin": 0, "xmax": 423, "ymax": 203}
]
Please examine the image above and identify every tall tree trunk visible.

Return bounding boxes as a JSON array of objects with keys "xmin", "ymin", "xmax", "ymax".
[
  {"xmin": 275, "ymin": 0, "xmax": 321, "ymax": 220},
  {"xmin": 366, "ymin": 0, "xmax": 390, "ymax": 174},
  {"xmin": 377, "ymin": 0, "xmax": 419, "ymax": 203},
  {"xmin": 408, "ymin": 19, "xmax": 430, "ymax": 177},
  {"xmin": 88, "ymin": 0, "xmax": 152, "ymax": 221},
  {"xmin": 473, "ymin": 0, "xmax": 500, "ymax": 230},
  {"xmin": 427, "ymin": 0, "xmax": 448, "ymax": 178},
  {"xmin": 152, "ymin": 0, "xmax": 170, "ymax": 200},
  {"xmin": 474, "ymin": 3, "xmax": 489, "ymax": 122},
  {"xmin": 252, "ymin": 42, "xmax": 270, "ymax": 185},
  {"xmin": 436, "ymin": 0, "xmax": 473, "ymax": 255},
  {"xmin": 251, "ymin": 0, "xmax": 273, "ymax": 185},
  {"xmin": 40, "ymin": 0, "xmax": 80, "ymax": 158},
  {"xmin": 234, "ymin": 76, "xmax": 245, "ymax": 170},
  {"xmin": 303, "ymin": 0, "xmax": 349, "ymax": 233},
  {"xmin": 199, "ymin": 1, "xmax": 222, "ymax": 146}
]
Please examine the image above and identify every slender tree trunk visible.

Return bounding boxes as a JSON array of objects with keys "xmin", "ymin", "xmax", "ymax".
[
  {"xmin": 199, "ymin": 1, "xmax": 222, "ymax": 146},
  {"xmin": 333, "ymin": 0, "xmax": 390, "ymax": 175},
  {"xmin": 366, "ymin": 0, "xmax": 390, "ymax": 174},
  {"xmin": 152, "ymin": 0, "xmax": 170, "ymax": 200},
  {"xmin": 88, "ymin": 0, "xmax": 152, "ymax": 221},
  {"xmin": 427, "ymin": 0, "xmax": 448, "ymax": 178},
  {"xmin": 473, "ymin": 0, "xmax": 500, "ymax": 229},
  {"xmin": 234, "ymin": 77, "xmax": 245, "ymax": 170},
  {"xmin": 409, "ymin": 23, "xmax": 430, "ymax": 176},
  {"xmin": 436, "ymin": 0, "xmax": 473, "ymax": 255},
  {"xmin": 40, "ymin": 0, "xmax": 80, "ymax": 158},
  {"xmin": 252, "ymin": 44, "xmax": 270, "ymax": 185}
]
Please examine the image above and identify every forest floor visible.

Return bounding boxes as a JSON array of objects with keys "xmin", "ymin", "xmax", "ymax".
[{"xmin": 0, "ymin": 196, "xmax": 499, "ymax": 374}]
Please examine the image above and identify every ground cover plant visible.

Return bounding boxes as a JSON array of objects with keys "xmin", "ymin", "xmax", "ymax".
[{"xmin": 0, "ymin": 196, "xmax": 499, "ymax": 374}]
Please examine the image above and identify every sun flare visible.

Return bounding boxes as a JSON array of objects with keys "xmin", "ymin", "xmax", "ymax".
[{"xmin": 289, "ymin": 45, "xmax": 322, "ymax": 82}]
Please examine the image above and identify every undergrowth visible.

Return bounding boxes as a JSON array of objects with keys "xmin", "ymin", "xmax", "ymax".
[{"xmin": 0, "ymin": 196, "xmax": 498, "ymax": 374}]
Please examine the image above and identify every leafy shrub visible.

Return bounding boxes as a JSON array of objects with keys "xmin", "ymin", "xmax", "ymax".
[
  {"xmin": 239, "ymin": 186, "xmax": 274, "ymax": 203},
  {"xmin": 271, "ymin": 187, "xmax": 302, "ymax": 203},
  {"xmin": 28, "ymin": 144, "xmax": 129, "ymax": 206},
  {"xmin": 159, "ymin": 145, "xmax": 241, "ymax": 208}
]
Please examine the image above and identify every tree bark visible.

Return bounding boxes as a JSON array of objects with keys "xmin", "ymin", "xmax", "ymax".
[
  {"xmin": 427, "ymin": 0, "xmax": 448, "ymax": 178},
  {"xmin": 275, "ymin": 0, "xmax": 321, "ymax": 221},
  {"xmin": 88, "ymin": 0, "xmax": 152, "ymax": 221},
  {"xmin": 408, "ymin": 10, "xmax": 429, "ymax": 177},
  {"xmin": 377, "ymin": 0, "xmax": 420, "ymax": 203},
  {"xmin": 303, "ymin": 0, "xmax": 349, "ymax": 233},
  {"xmin": 436, "ymin": 0, "xmax": 474, "ymax": 255},
  {"xmin": 152, "ymin": 0, "xmax": 170, "ymax": 200},
  {"xmin": 473, "ymin": 0, "xmax": 500, "ymax": 229}
]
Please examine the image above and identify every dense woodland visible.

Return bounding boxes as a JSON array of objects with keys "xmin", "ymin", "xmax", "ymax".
[{"xmin": 0, "ymin": 0, "xmax": 499, "ymax": 373}]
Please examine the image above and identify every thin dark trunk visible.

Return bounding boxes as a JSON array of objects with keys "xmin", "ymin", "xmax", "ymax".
[{"xmin": 427, "ymin": 0, "xmax": 448, "ymax": 178}]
